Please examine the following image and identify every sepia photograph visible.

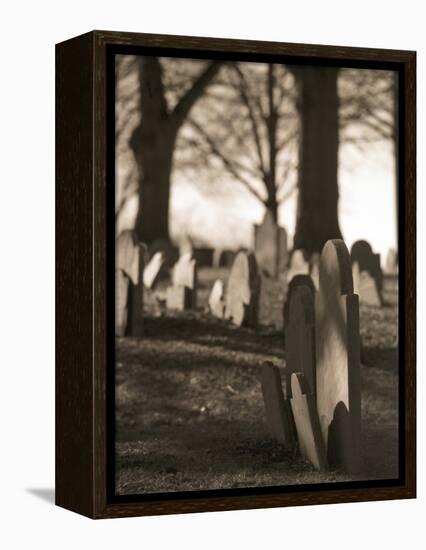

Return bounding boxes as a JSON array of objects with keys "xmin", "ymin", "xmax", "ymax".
[{"xmin": 113, "ymin": 51, "xmax": 400, "ymax": 497}]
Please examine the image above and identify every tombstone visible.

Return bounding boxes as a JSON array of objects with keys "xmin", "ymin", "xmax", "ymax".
[
  {"xmin": 385, "ymin": 248, "xmax": 398, "ymax": 276},
  {"xmin": 290, "ymin": 373, "xmax": 326, "ymax": 471},
  {"xmin": 219, "ymin": 249, "xmax": 238, "ymax": 268},
  {"xmin": 315, "ymin": 239, "xmax": 361, "ymax": 473},
  {"xmin": 143, "ymin": 251, "xmax": 165, "ymax": 289},
  {"xmin": 285, "ymin": 285, "xmax": 316, "ymax": 397},
  {"xmin": 167, "ymin": 252, "xmax": 197, "ymax": 310},
  {"xmin": 261, "ymin": 363, "xmax": 295, "ymax": 449},
  {"xmin": 254, "ymin": 209, "xmax": 288, "ymax": 278},
  {"xmin": 208, "ymin": 279, "xmax": 225, "ymax": 318},
  {"xmin": 352, "ymin": 261, "xmax": 381, "ymax": 307},
  {"xmin": 115, "ymin": 230, "xmax": 146, "ymax": 336},
  {"xmin": 224, "ymin": 251, "xmax": 260, "ymax": 327},
  {"xmin": 283, "ymin": 274, "xmax": 316, "ymax": 329},
  {"xmin": 166, "ymin": 285, "xmax": 191, "ymax": 310},
  {"xmin": 286, "ymin": 249, "xmax": 310, "ymax": 284},
  {"xmin": 350, "ymin": 240, "xmax": 383, "ymax": 304},
  {"xmin": 193, "ymin": 247, "xmax": 214, "ymax": 267}
]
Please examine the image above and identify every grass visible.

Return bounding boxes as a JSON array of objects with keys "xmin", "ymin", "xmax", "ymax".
[{"xmin": 115, "ymin": 268, "xmax": 399, "ymax": 495}]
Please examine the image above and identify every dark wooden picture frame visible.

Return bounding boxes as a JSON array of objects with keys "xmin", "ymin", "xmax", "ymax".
[{"xmin": 56, "ymin": 30, "xmax": 416, "ymax": 519}]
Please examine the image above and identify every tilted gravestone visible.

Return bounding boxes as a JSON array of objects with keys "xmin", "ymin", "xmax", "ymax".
[
  {"xmin": 224, "ymin": 251, "xmax": 260, "ymax": 327},
  {"xmin": 315, "ymin": 239, "xmax": 361, "ymax": 473},
  {"xmin": 166, "ymin": 285, "xmax": 191, "ymax": 310},
  {"xmin": 261, "ymin": 363, "xmax": 295, "ymax": 449},
  {"xmin": 285, "ymin": 285, "xmax": 316, "ymax": 398},
  {"xmin": 115, "ymin": 230, "xmax": 146, "ymax": 336},
  {"xmin": 167, "ymin": 252, "xmax": 197, "ymax": 310},
  {"xmin": 208, "ymin": 279, "xmax": 225, "ymax": 318},
  {"xmin": 143, "ymin": 251, "xmax": 165, "ymax": 289},
  {"xmin": 290, "ymin": 373, "xmax": 327, "ymax": 471},
  {"xmin": 254, "ymin": 209, "xmax": 288, "ymax": 278},
  {"xmin": 286, "ymin": 249, "xmax": 310, "ymax": 284},
  {"xmin": 350, "ymin": 240, "xmax": 383, "ymax": 306},
  {"xmin": 352, "ymin": 261, "xmax": 381, "ymax": 307}
]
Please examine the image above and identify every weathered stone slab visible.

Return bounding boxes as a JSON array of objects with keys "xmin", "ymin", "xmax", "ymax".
[
  {"xmin": 115, "ymin": 231, "xmax": 145, "ymax": 336},
  {"xmin": 283, "ymin": 274, "xmax": 316, "ymax": 329},
  {"xmin": 254, "ymin": 209, "xmax": 288, "ymax": 278},
  {"xmin": 166, "ymin": 285, "xmax": 191, "ymax": 311},
  {"xmin": 353, "ymin": 261, "xmax": 381, "ymax": 307},
  {"xmin": 290, "ymin": 373, "xmax": 326, "ymax": 471},
  {"xmin": 285, "ymin": 285, "xmax": 316, "ymax": 397},
  {"xmin": 350, "ymin": 240, "xmax": 383, "ymax": 304},
  {"xmin": 143, "ymin": 252, "xmax": 165, "ymax": 289},
  {"xmin": 115, "ymin": 269, "xmax": 129, "ymax": 337},
  {"xmin": 261, "ymin": 363, "xmax": 295, "ymax": 449},
  {"xmin": 171, "ymin": 253, "xmax": 197, "ymax": 309},
  {"xmin": 315, "ymin": 239, "xmax": 361, "ymax": 473},
  {"xmin": 224, "ymin": 251, "xmax": 260, "ymax": 327},
  {"xmin": 208, "ymin": 279, "xmax": 225, "ymax": 318},
  {"xmin": 116, "ymin": 230, "xmax": 142, "ymax": 285}
]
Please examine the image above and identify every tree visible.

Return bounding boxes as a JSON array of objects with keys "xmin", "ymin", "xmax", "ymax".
[
  {"xmin": 119, "ymin": 56, "xmax": 222, "ymax": 244},
  {"xmin": 292, "ymin": 66, "xmax": 396, "ymax": 254},
  {"xmin": 292, "ymin": 66, "xmax": 341, "ymax": 253},
  {"xmin": 179, "ymin": 62, "xmax": 299, "ymax": 223}
]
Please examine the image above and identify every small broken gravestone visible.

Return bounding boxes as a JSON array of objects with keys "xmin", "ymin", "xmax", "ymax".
[
  {"xmin": 166, "ymin": 285, "xmax": 191, "ymax": 310},
  {"xmin": 254, "ymin": 209, "xmax": 288, "ymax": 278},
  {"xmin": 285, "ymin": 285, "xmax": 316, "ymax": 398},
  {"xmin": 208, "ymin": 279, "xmax": 225, "ymax": 318},
  {"xmin": 352, "ymin": 261, "xmax": 381, "ymax": 307},
  {"xmin": 261, "ymin": 362, "xmax": 295, "ymax": 449},
  {"xmin": 315, "ymin": 239, "xmax": 361, "ymax": 473},
  {"xmin": 290, "ymin": 373, "xmax": 326, "ymax": 471},
  {"xmin": 350, "ymin": 240, "xmax": 383, "ymax": 305},
  {"xmin": 115, "ymin": 230, "xmax": 146, "ymax": 337},
  {"xmin": 224, "ymin": 251, "xmax": 260, "ymax": 327},
  {"xmin": 143, "ymin": 251, "xmax": 165, "ymax": 289},
  {"xmin": 286, "ymin": 249, "xmax": 310, "ymax": 284},
  {"xmin": 167, "ymin": 252, "xmax": 197, "ymax": 310}
]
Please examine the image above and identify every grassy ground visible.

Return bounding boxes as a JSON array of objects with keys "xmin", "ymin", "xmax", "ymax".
[{"xmin": 115, "ymin": 268, "xmax": 398, "ymax": 495}]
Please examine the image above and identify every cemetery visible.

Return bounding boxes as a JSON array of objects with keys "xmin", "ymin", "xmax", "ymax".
[
  {"xmin": 115, "ymin": 224, "xmax": 398, "ymax": 494},
  {"xmin": 114, "ymin": 56, "xmax": 399, "ymax": 495}
]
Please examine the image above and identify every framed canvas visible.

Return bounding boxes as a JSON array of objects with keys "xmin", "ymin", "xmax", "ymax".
[{"xmin": 55, "ymin": 30, "xmax": 416, "ymax": 519}]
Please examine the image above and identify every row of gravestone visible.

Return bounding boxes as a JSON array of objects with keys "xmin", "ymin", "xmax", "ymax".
[
  {"xmin": 254, "ymin": 208, "xmax": 398, "ymax": 283},
  {"xmin": 262, "ymin": 239, "xmax": 362, "ymax": 474},
  {"xmin": 115, "ymin": 224, "xmax": 396, "ymax": 337}
]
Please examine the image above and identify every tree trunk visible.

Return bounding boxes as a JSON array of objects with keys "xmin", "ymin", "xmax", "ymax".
[
  {"xmin": 130, "ymin": 57, "xmax": 175, "ymax": 244},
  {"xmin": 293, "ymin": 67, "xmax": 342, "ymax": 254},
  {"xmin": 130, "ymin": 57, "xmax": 222, "ymax": 246}
]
